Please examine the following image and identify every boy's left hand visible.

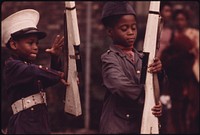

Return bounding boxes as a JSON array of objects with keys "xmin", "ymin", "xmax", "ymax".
[
  {"xmin": 148, "ymin": 57, "xmax": 162, "ymax": 73},
  {"xmin": 45, "ymin": 35, "xmax": 64, "ymax": 56},
  {"xmin": 151, "ymin": 101, "xmax": 162, "ymax": 117}
]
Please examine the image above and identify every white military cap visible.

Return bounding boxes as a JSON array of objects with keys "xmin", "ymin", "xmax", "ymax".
[{"xmin": 1, "ymin": 9, "xmax": 46, "ymax": 47}]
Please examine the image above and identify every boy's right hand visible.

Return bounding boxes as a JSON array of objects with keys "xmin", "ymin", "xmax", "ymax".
[{"xmin": 45, "ymin": 35, "xmax": 64, "ymax": 56}]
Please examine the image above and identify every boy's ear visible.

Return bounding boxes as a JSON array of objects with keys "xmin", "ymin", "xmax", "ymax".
[
  {"xmin": 9, "ymin": 40, "xmax": 17, "ymax": 50},
  {"xmin": 106, "ymin": 27, "xmax": 113, "ymax": 37}
]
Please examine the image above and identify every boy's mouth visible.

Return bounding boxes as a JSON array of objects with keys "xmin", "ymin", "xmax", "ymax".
[
  {"xmin": 127, "ymin": 38, "xmax": 135, "ymax": 44},
  {"xmin": 127, "ymin": 38, "xmax": 135, "ymax": 42},
  {"xmin": 30, "ymin": 53, "xmax": 37, "ymax": 57}
]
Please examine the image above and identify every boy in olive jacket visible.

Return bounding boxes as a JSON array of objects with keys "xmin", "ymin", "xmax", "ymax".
[{"xmin": 99, "ymin": 2, "xmax": 163, "ymax": 134}]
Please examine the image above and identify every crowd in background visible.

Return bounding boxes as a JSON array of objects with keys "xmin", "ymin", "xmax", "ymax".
[{"xmin": 158, "ymin": 2, "xmax": 199, "ymax": 134}]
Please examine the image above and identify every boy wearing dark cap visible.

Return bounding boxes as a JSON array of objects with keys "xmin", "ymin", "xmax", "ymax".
[
  {"xmin": 2, "ymin": 9, "xmax": 67, "ymax": 134},
  {"xmin": 100, "ymin": 2, "xmax": 163, "ymax": 134}
]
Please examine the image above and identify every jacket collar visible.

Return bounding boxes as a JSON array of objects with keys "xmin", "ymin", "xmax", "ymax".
[
  {"xmin": 109, "ymin": 45, "xmax": 144, "ymax": 59},
  {"xmin": 109, "ymin": 45, "xmax": 143, "ymax": 65}
]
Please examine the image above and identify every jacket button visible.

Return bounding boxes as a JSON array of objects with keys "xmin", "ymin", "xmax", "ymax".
[
  {"xmin": 137, "ymin": 70, "xmax": 140, "ymax": 74},
  {"xmin": 126, "ymin": 114, "xmax": 130, "ymax": 118}
]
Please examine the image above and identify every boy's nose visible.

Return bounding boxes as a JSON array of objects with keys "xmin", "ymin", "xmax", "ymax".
[
  {"xmin": 128, "ymin": 29, "xmax": 134, "ymax": 34},
  {"xmin": 32, "ymin": 43, "xmax": 38, "ymax": 50}
]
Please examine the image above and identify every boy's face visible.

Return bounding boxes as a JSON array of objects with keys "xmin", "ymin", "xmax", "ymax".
[
  {"xmin": 108, "ymin": 15, "xmax": 137, "ymax": 48},
  {"xmin": 12, "ymin": 34, "xmax": 39, "ymax": 61}
]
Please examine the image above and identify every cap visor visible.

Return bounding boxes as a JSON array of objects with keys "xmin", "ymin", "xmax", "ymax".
[{"xmin": 24, "ymin": 30, "xmax": 47, "ymax": 39}]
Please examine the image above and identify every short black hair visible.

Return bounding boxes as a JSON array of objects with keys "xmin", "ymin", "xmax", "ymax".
[{"xmin": 5, "ymin": 39, "xmax": 12, "ymax": 49}]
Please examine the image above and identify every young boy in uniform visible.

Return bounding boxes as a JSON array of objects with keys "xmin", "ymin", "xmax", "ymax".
[
  {"xmin": 99, "ymin": 2, "xmax": 163, "ymax": 134},
  {"xmin": 2, "ymin": 9, "xmax": 67, "ymax": 134}
]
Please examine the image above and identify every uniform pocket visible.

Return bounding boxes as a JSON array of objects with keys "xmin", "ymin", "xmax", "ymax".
[{"xmin": 114, "ymin": 107, "xmax": 142, "ymax": 121}]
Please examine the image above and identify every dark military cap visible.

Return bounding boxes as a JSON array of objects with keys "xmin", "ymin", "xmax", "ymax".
[{"xmin": 101, "ymin": 1, "xmax": 136, "ymax": 21}]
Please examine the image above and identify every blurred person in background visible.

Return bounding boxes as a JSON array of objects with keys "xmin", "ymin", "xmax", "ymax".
[
  {"xmin": 157, "ymin": 2, "xmax": 174, "ymax": 58},
  {"xmin": 161, "ymin": 8, "xmax": 199, "ymax": 134},
  {"xmin": 171, "ymin": 9, "xmax": 199, "ymax": 82},
  {"xmin": 158, "ymin": 2, "xmax": 174, "ymax": 134}
]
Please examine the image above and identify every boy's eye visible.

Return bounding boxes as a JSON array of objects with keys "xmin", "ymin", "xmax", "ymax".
[
  {"xmin": 27, "ymin": 42, "xmax": 33, "ymax": 44},
  {"xmin": 120, "ymin": 25, "xmax": 128, "ymax": 31},
  {"xmin": 27, "ymin": 41, "xmax": 38, "ymax": 45},
  {"xmin": 131, "ymin": 25, "xmax": 137, "ymax": 30},
  {"xmin": 28, "ymin": 42, "xmax": 34, "ymax": 45},
  {"xmin": 120, "ymin": 25, "xmax": 137, "ymax": 32}
]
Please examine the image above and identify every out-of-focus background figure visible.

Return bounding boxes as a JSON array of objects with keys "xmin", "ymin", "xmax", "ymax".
[
  {"xmin": 161, "ymin": 6, "xmax": 199, "ymax": 134},
  {"xmin": 157, "ymin": 2, "xmax": 173, "ymax": 58},
  {"xmin": 172, "ymin": 9, "xmax": 199, "ymax": 82}
]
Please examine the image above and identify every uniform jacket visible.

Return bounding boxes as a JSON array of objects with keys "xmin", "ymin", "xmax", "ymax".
[
  {"xmin": 5, "ymin": 55, "xmax": 62, "ymax": 134},
  {"xmin": 99, "ymin": 44, "xmax": 167, "ymax": 134},
  {"xmin": 99, "ymin": 45, "xmax": 145, "ymax": 134}
]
